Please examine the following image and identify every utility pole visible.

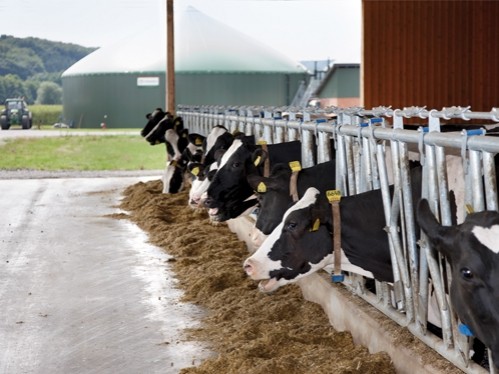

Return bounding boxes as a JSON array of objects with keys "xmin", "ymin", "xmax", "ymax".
[{"xmin": 166, "ymin": 0, "xmax": 175, "ymax": 115}]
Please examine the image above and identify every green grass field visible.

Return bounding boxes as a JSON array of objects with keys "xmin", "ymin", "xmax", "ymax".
[{"xmin": 0, "ymin": 135, "xmax": 167, "ymax": 171}]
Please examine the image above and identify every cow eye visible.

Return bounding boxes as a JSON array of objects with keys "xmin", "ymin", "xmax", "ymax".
[
  {"xmin": 232, "ymin": 161, "xmax": 241, "ymax": 168},
  {"xmin": 460, "ymin": 267, "xmax": 473, "ymax": 280},
  {"xmin": 286, "ymin": 221, "xmax": 297, "ymax": 231}
]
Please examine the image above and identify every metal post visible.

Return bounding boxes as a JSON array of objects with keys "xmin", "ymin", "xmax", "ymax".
[{"xmin": 166, "ymin": 0, "xmax": 175, "ymax": 114}]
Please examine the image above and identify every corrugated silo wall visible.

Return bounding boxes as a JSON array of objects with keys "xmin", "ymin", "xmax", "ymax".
[
  {"xmin": 63, "ymin": 72, "xmax": 307, "ymax": 128},
  {"xmin": 362, "ymin": 0, "xmax": 499, "ymax": 113},
  {"xmin": 62, "ymin": 74, "xmax": 164, "ymax": 129}
]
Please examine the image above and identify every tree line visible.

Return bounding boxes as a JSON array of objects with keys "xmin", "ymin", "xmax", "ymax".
[{"xmin": 0, "ymin": 35, "xmax": 95, "ymax": 105}]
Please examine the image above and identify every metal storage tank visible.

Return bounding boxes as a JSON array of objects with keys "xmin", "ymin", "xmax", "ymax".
[{"xmin": 62, "ymin": 6, "xmax": 309, "ymax": 128}]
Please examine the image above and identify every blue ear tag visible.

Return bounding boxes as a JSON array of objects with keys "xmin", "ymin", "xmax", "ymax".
[
  {"xmin": 331, "ymin": 274, "xmax": 345, "ymax": 283},
  {"xmin": 458, "ymin": 323, "xmax": 474, "ymax": 337}
]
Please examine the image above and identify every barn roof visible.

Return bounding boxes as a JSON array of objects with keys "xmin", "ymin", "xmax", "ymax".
[{"xmin": 63, "ymin": 6, "xmax": 307, "ymax": 77}]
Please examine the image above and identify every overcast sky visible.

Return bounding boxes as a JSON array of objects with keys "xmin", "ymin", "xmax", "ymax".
[{"xmin": 1, "ymin": 0, "xmax": 361, "ymax": 62}]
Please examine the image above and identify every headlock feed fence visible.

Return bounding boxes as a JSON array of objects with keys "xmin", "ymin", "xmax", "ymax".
[{"xmin": 178, "ymin": 104, "xmax": 499, "ymax": 374}]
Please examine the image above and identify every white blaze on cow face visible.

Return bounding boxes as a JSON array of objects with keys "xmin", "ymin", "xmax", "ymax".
[
  {"xmin": 244, "ymin": 188, "xmax": 320, "ymax": 292},
  {"xmin": 188, "ymin": 178, "xmax": 205, "ymax": 207},
  {"xmin": 217, "ymin": 139, "xmax": 243, "ymax": 169},
  {"xmin": 189, "ymin": 163, "xmax": 217, "ymax": 208},
  {"xmin": 472, "ymin": 224, "xmax": 499, "ymax": 254},
  {"xmin": 165, "ymin": 129, "xmax": 182, "ymax": 160},
  {"xmin": 206, "ymin": 126, "xmax": 227, "ymax": 155},
  {"xmin": 204, "ymin": 139, "xmax": 242, "ymax": 216}
]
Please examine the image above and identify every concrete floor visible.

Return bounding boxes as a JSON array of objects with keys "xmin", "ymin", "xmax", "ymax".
[{"xmin": 0, "ymin": 176, "xmax": 211, "ymax": 374}]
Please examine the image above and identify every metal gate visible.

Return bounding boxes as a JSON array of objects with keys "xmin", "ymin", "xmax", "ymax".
[{"xmin": 178, "ymin": 104, "xmax": 499, "ymax": 374}]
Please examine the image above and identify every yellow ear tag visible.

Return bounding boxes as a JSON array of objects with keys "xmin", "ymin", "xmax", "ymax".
[
  {"xmin": 191, "ymin": 166, "xmax": 200, "ymax": 176},
  {"xmin": 257, "ymin": 182, "xmax": 267, "ymax": 193},
  {"xmin": 195, "ymin": 138, "xmax": 203, "ymax": 146},
  {"xmin": 254, "ymin": 156, "xmax": 262, "ymax": 166},
  {"xmin": 465, "ymin": 204, "xmax": 474, "ymax": 214},
  {"xmin": 258, "ymin": 140, "xmax": 267, "ymax": 145},
  {"xmin": 289, "ymin": 161, "xmax": 302, "ymax": 172},
  {"xmin": 310, "ymin": 218, "xmax": 320, "ymax": 232},
  {"xmin": 170, "ymin": 160, "xmax": 177, "ymax": 167},
  {"xmin": 326, "ymin": 190, "xmax": 342, "ymax": 203}
]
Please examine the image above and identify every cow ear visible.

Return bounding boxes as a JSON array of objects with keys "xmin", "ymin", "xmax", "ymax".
[
  {"xmin": 188, "ymin": 133, "xmax": 205, "ymax": 146},
  {"xmin": 146, "ymin": 113, "xmax": 152, "ymax": 119},
  {"xmin": 243, "ymin": 135, "xmax": 256, "ymax": 145},
  {"xmin": 309, "ymin": 194, "xmax": 331, "ymax": 229},
  {"xmin": 188, "ymin": 162, "xmax": 204, "ymax": 177},
  {"xmin": 416, "ymin": 199, "xmax": 455, "ymax": 258},
  {"xmin": 247, "ymin": 174, "xmax": 267, "ymax": 193},
  {"xmin": 233, "ymin": 131, "xmax": 246, "ymax": 139},
  {"xmin": 252, "ymin": 149, "xmax": 268, "ymax": 168}
]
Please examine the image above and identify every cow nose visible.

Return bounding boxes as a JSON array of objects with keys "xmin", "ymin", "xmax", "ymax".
[{"xmin": 243, "ymin": 258, "xmax": 254, "ymax": 276}]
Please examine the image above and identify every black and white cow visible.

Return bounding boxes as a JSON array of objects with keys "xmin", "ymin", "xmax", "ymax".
[
  {"xmin": 185, "ymin": 126, "xmax": 244, "ymax": 208},
  {"xmin": 160, "ymin": 129, "xmax": 205, "ymax": 194},
  {"xmin": 248, "ymin": 159, "xmax": 336, "ymax": 237},
  {"xmin": 204, "ymin": 138, "xmax": 302, "ymax": 222},
  {"xmin": 201, "ymin": 125, "xmax": 234, "ymax": 167},
  {"xmin": 187, "ymin": 161, "xmax": 218, "ymax": 208},
  {"xmin": 243, "ymin": 166, "xmax": 423, "ymax": 292},
  {"xmin": 141, "ymin": 108, "xmax": 206, "ymax": 194},
  {"xmin": 141, "ymin": 108, "xmax": 184, "ymax": 152},
  {"xmin": 417, "ymin": 199, "xmax": 499, "ymax": 369}
]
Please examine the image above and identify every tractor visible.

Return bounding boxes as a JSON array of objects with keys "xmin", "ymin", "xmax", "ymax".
[{"xmin": 0, "ymin": 98, "xmax": 33, "ymax": 130}]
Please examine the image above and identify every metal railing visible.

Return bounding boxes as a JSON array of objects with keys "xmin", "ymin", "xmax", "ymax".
[{"xmin": 178, "ymin": 104, "xmax": 499, "ymax": 374}]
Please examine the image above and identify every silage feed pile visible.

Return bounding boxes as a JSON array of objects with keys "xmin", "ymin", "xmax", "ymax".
[{"xmin": 115, "ymin": 179, "xmax": 396, "ymax": 374}]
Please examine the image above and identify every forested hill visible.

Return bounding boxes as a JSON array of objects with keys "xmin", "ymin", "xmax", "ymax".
[{"xmin": 0, "ymin": 34, "xmax": 96, "ymax": 81}]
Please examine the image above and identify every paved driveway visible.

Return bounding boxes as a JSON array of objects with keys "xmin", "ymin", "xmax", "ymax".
[{"xmin": 0, "ymin": 135, "xmax": 210, "ymax": 373}]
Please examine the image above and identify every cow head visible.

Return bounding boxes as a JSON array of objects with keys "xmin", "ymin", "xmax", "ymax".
[
  {"xmin": 141, "ymin": 109, "xmax": 173, "ymax": 145},
  {"xmin": 188, "ymin": 162, "xmax": 218, "ymax": 208},
  {"xmin": 248, "ymin": 163, "xmax": 294, "ymax": 235},
  {"xmin": 205, "ymin": 138, "xmax": 259, "ymax": 221},
  {"xmin": 417, "ymin": 199, "xmax": 499, "ymax": 369},
  {"xmin": 243, "ymin": 188, "xmax": 332, "ymax": 292},
  {"xmin": 203, "ymin": 126, "xmax": 233, "ymax": 166},
  {"xmin": 183, "ymin": 133, "xmax": 205, "ymax": 163}
]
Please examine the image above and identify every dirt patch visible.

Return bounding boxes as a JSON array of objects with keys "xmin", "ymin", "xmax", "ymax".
[{"xmin": 116, "ymin": 179, "xmax": 396, "ymax": 374}]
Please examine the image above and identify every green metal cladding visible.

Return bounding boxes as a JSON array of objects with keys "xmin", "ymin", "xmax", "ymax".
[{"xmin": 62, "ymin": 6, "xmax": 308, "ymax": 128}]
